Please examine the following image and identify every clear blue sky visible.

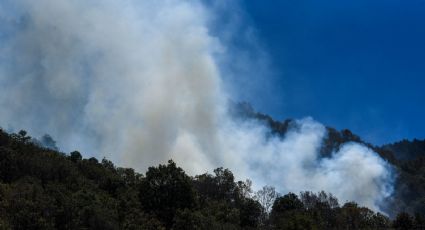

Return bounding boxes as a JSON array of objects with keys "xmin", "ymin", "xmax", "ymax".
[{"xmin": 239, "ymin": 0, "xmax": 425, "ymax": 145}]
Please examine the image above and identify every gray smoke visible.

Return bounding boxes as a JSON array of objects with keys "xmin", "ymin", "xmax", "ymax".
[{"xmin": 0, "ymin": 0, "xmax": 393, "ymax": 212}]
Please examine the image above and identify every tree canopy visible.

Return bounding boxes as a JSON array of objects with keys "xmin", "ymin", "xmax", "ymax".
[{"xmin": 0, "ymin": 127, "xmax": 424, "ymax": 229}]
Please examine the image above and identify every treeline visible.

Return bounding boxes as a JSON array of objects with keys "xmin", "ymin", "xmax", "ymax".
[
  {"xmin": 231, "ymin": 102, "xmax": 425, "ymax": 218},
  {"xmin": 0, "ymin": 129, "xmax": 424, "ymax": 229}
]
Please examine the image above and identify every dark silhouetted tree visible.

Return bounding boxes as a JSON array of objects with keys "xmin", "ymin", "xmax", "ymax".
[
  {"xmin": 139, "ymin": 160, "xmax": 195, "ymax": 228},
  {"xmin": 393, "ymin": 212, "xmax": 414, "ymax": 230},
  {"xmin": 69, "ymin": 151, "xmax": 82, "ymax": 162}
]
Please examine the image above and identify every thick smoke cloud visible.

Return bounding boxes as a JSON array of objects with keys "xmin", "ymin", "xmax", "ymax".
[
  {"xmin": 0, "ymin": 0, "xmax": 393, "ymax": 212},
  {"xmin": 219, "ymin": 118, "xmax": 393, "ymax": 211}
]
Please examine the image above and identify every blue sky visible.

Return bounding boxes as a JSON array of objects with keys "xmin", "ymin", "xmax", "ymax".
[
  {"xmin": 1, "ymin": 1, "xmax": 423, "ymax": 147},
  {"xmin": 239, "ymin": 0, "xmax": 425, "ymax": 145}
]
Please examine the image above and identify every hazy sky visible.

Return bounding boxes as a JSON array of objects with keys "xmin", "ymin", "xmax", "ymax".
[{"xmin": 238, "ymin": 0, "xmax": 425, "ymax": 145}]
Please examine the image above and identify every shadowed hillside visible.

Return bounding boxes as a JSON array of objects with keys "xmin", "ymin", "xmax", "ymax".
[
  {"xmin": 231, "ymin": 102, "xmax": 425, "ymax": 218},
  {"xmin": 0, "ymin": 124, "xmax": 424, "ymax": 229}
]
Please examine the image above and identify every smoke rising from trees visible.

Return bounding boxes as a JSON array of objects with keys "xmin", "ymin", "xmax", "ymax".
[{"xmin": 0, "ymin": 0, "xmax": 393, "ymax": 212}]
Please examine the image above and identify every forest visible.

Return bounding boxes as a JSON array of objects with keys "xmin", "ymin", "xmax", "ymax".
[{"xmin": 0, "ymin": 122, "xmax": 424, "ymax": 229}]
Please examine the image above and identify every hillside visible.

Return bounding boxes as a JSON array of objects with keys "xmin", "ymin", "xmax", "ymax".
[
  {"xmin": 0, "ymin": 122, "xmax": 425, "ymax": 229},
  {"xmin": 231, "ymin": 102, "xmax": 425, "ymax": 218},
  {"xmin": 383, "ymin": 140, "xmax": 425, "ymax": 161}
]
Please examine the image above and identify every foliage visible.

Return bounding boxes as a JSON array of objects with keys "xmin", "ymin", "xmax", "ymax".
[
  {"xmin": 235, "ymin": 102, "xmax": 425, "ymax": 218},
  {"xmin": 0, "ymin": 127, "xmax": 424, "ymax": 229}
]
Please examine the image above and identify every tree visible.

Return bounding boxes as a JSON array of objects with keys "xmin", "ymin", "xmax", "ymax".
[
  {"xmin": 0, "ymin": 127, "xmax": 423, "ymax": 229},
  {"xmin": 193, "ymin": 167, "xmax": 238, "ymax": 204},
  {"xmin": 372, "ymin": 212, "xmax": 391, "ymax": 229},
  {"xmin": 255, "ymin": 186, "xmax": 278, "ymax": 214},
  {"xmin": 5, "ymin": 177, "xmax": 56, "ymax": 229},
  {"xmin": 237, "ymin": 179, "xmax": 253, "ymax": 199},
  {"xmin": 18, "ymin": 130, "xmax": 31, "ymax": 143},
  {"xmin": 270, "ymin": 193, "xmax": 310, "ymax": 230},
  {"xmin": 272, "ymin": 193, "xmax": 304, "ymax": 214},
  {"xmin": 213, "ymin": 167, "xmax": 237, "ymax": 202},
  {"xmin": 239, "ymin": 198, "xmax": 262, "ymax": 228},
  {"xmin": 393, "ymin": 212, "xmax": 414, "ymax": 230},
  {"xmin": 300, "ymin": 191, "xmax": 339, "ymax": 229},
  {"xmin": 11, "ymin": 130, "xmax": 31, "ymax": 144},
  {"xmin": 69, "ymin": 151, "xmax": 82, "ymax": 162},
  {"xmin": 139, "ymin": 160, "xmax": 195, "ymax": 228}
]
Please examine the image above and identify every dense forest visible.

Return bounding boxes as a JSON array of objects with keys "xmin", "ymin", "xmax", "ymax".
[
  {"xmin": 0, "ymin": 128, "xmax": 424, "ymax": 229},
  {"xmin": 0, "ymin": 104, "xmax": 424, "ymax": 229}
]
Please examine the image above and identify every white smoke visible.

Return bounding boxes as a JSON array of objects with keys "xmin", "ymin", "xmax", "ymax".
[
  {"xmin": 0, "ymin": 0, "xmax": 393, "ymax": 212},
  {"xmin": 218, "ymin": 117, "xmax": 393, "ymax": 211}
]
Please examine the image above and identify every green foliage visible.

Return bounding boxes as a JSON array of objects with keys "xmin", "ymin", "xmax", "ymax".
[
  {"xmin": 69, "ymin": 151, "xmax": 82, "ymax": 162},
  {"xmin": 272, "ymin": 193, "xmax": 304, "ymax": 214},
  {"xmin": 239, "ymin": 198, "xmax": 262, "ymax": 229},
  {"xmin": 268, "ymin": 192, "xmax": 394, "ymax": 230},
  {"xmin": 270, "ymin": 193, "xmax": 312, "ymax": 230},
  {"xmin": 0, "ymin": 128, "xmax": 423, "ymax": 229},
  {"xmin": 139, "ymin": 160, "xmax": 195, "ymax": 228}
]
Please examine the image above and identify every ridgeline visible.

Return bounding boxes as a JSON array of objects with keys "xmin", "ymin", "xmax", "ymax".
[{"xmin": 1, "ymin": 108, "xmax": 425, "ymax": 230}]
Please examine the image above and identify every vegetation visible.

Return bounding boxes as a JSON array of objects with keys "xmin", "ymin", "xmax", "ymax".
[
  {"xmin": 232, "ymin": 102, "xmax": 425, "ymax": 217},
  {"xmin": 0, "ymin": 127, "xmax": 425, "ymax": 229}
]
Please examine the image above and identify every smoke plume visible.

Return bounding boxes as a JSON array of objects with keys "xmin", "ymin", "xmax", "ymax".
[{"xmin": 0, "ymin": 0, "xmax": 393, "ymax": 212}]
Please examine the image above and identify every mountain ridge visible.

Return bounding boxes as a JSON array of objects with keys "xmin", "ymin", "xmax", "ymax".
[{"xmin": 0, "ymin": 103, "xmax": 424, "ymax": 229}]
